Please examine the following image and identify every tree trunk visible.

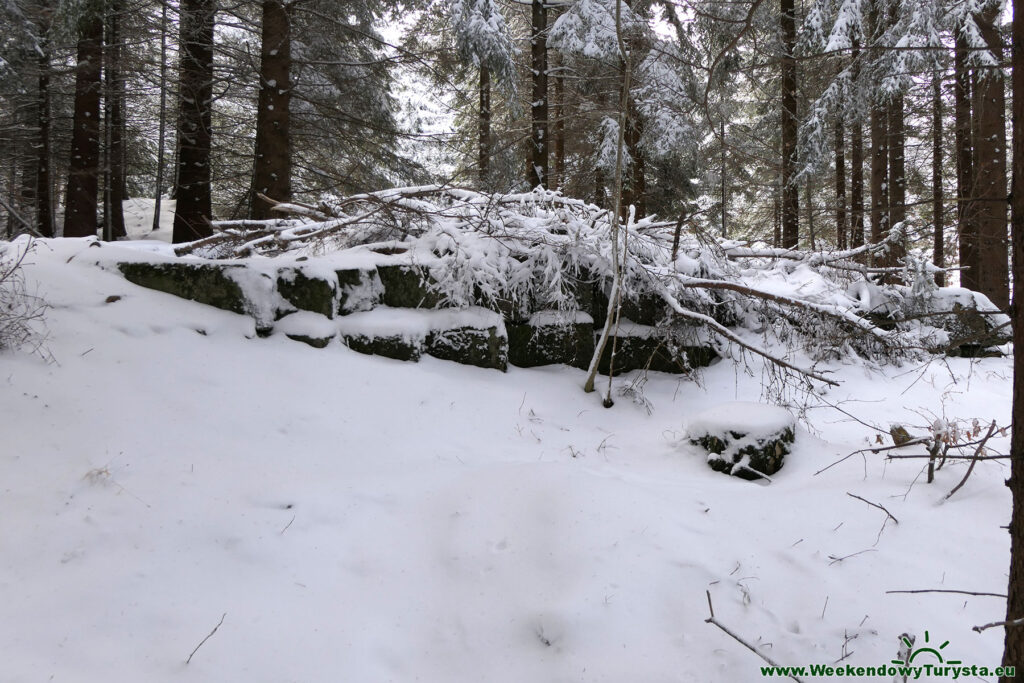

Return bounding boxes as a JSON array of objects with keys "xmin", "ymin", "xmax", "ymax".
[
  {"xmin": 173, "ymin": 0, "xmax": 216, "ymax": 243},
  {"xmin": 63, "ymin": 11, "xmax": 104, "ymax": 238},
  {"xmin": 528, "ymin": 0, "xmax": 548, "ymax": 189},
  {"xmin": 479, "ymin": 65, "xmax": 490, "ymax": 188},
  {"xmin": 780, "ymin": 0, "xmax": 798, "ymax": 248},
  {"xmin": 553, "ymin": 55, "xmax": 565, "ymax": 191},
  {"xmin": 886, "ymin": 94, "xmax": 905, "ymax": 273},
  {"xmin": 971, "ymin": 3, "xmax": 1009, "ymax": 309},
  {"xmin": 622, "ymin": 98, "xmax": 645, "ymax": 219},
  {"xmin": 251, "ymin": 0, "xmax": 292, "ymax": 220},
  {"xmin": 999, "ymin": 0, "xmax": 1023, "ymax": 671},
  {"xmin": 932, "ymin": 75, "xmax": 944, "ymax": 285},
  {"xmin": 850, "ymin": 40, "xmax": 864, "ymax": 251},
  {"xmin": 104, "ymin": 2, "xmax": 127, "ymax": 240},
  {"xmin": 152, "ymin": 0, "xmax": 169, "ymax": 232},
  {"xmin": 870, "ymin": 99, "xmax": 889, "ymax": 257},
  {"xmin": 721, "ymin": 119, "xmax": 728, "ymax": 238},
  {"xmin": 835, "ymin": 116, "xmax": 846, "ymax": 250},
  {"xmin": 35, "ymin": 21, "xmax": 53, "ymax": 238},
  {"xmin": 955, "ymin": 31, "xmax": 977, "ymax": 290}
]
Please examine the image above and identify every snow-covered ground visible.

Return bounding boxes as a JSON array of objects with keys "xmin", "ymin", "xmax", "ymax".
[{"xmin": 0, "ymin": 237, "xmax": 1014, "ymax": 681}]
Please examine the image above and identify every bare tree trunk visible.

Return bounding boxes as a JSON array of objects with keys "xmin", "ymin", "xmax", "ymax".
[
  {"xmin": 152, "ymin": 0, "xmax": 169, "ymax": 232},
  {"xmin": 850, "ymin": 40, "xmax": 864, "ymax": 251},
  {"xmin": 553, "ymin": 55, "xmax": 565, "ymax": 191},
  {"xmin": 1001, "ymin": 1, "xmax": 1024, "ymax": 676},
  {"xmin": 104, "ymin": 0, "xmax": 127, "ymax": 240},
  {"xmin": 870, "ymin": 100, "xmax": 889, "ymax": 254},
  {"xmin": 780, "ymin": 0, "xmax": 798, "ymax": 248},
  {"xmin": 478, "ymin": 65, "xmax": 490, "ymax": 188},
  {"xmin": 35, "ymin": 17, "xmax": 53, "ymax": 238},
  {"xmin": 172, "ymin": 0, "xmax": 216, "ymax": 242},
  {"xmin": 773, "ymin": 194, "xmax": 781, "ymax": 247},
  {"xmin": 835, "ymin": 116, "xmax": 846, "ymax": 250},
  {"xmin": 971, "ymin": 3, "xmax": 1009, "ymax": 309},
  {"xmin": 932, "ymin": 75, "xmax": 945, "ymax": 285},
  {"xmin": 721, "ymin": 119, "xmax": 728, "ymax": 238},
  {"xmin": 528, "ymin": 0, "xmax": 548, "ymax": 189},
  {"xmin": 955, "ymin": 31, "xmax": 977, "ymax": 290},
  {"xmin": 806, "ymin": 177, "xmax": 815, "ymax": 250},
  {"xmin": 63, "ymin": 11, "xmax": 103, "ymax": 238},
  {"xmin": 251, "ymin": 0, "xmax": 292, "ymax": 219},
  {"xmin": 886, "ymin": 94, "xmax": 905, "ymax": 274}
]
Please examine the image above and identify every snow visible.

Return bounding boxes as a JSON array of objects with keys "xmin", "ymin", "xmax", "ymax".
[
  {"xmin": 0, "ymin": 237, "xmax": 1016, "ymax": 681},
  {"xmin": 686, "ymin": 402, "xmax": 795, "ymax": 440},
  {"xmin": 336, "ymin": 305, "xmax": 505, "ymax": 338}
]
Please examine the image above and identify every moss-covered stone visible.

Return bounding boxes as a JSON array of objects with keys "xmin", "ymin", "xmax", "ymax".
[
  {"xmin": 425, "ymin": 326, "xmax": 507, "ymax": 371},
  {"xmin": 341, "ymin": 333, "xmax": 421, "ymax": 362},
  {"xmin": 693, "ymin": 426, "xmax": 794, "ymax": 480},
  {"xmin": 377, "ymin": 265, "xmax": 440, "ymax": 308},
  {"xmin": 507, "ymin": 317, "xmax": 594, "ymax": 369},
  {"xmin": 285, "ymin": 333, "xmax": 334, "ymax": 349},
  {"xmin": 276, "ymin": 268, "xmax": 336, "ymax": 318},
  {"xmin": 335, "ymin": 268, "xmax": 383, "ymax": 315},
  {"xmin": 939, "ymin": 301, "xmax": 1011, "ymax": 354},
  {"xmin": 597, "ymin": 334, "xmax": 717, "ymax": 375},
  {"xmin": 119, "ymin": 262, "xmax": 247, "ymax": 314}
]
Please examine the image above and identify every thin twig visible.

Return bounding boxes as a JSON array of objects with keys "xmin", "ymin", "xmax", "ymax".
[
  {"xmin": 887, "ymin": 589, "xmax": 1006, "ymax": 598},
  {"xmin": 973, "ymin": 616, "xmax": 1024, "ymax": 633},
  {"xmin": 945, "ymin": 421, "xmax": 998, "ymax": 500},
  {"xmin": 704, "ymin": 591, "xmax": 804, "ymax": 683},
  {"xmin": 185, "ymin": 612, "xmax": 226, "ymax": 664},
  {"xmin": 846, "ymin": 493, "xmax": 899, "ymax": 524}
]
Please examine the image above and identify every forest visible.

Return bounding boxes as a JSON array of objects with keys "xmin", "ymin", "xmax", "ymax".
[{"xmin": 1, "ymin": 0, "xmax": 1023, "ymax": 680}]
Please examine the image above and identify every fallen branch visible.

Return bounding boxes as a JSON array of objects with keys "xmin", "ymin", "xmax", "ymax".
[
  {"xmin": 185, "ymin": 612, "xmax": 226, "ymax": 664},
  {"xmin": 973, "ymin": 616, "xmax": 1024, "ymax": 633},
  {"xmin": 945, "ymin": 421, "xmax": 998, "ymax": 500},
  {"xmin": 887, "ymin": 589, "xmax": 1006, "ymax": 598},
  {"xmin": 704, "ymin": 591, "xmax": 804, "ymax": 682},
  {"xmin": 815, "ymin": 438, "xmax": 931, "ymax": 476},
  {"xmin": 846, "ymin": 492, "xmax": 899, "ymax": 525}
]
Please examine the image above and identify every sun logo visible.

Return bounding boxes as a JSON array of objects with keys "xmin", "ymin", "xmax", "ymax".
[{"xmin": 891, "ymin": 631, "xmax": 963, "ymax": 666}]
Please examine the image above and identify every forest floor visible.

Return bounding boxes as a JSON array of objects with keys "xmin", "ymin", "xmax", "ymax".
[{"xmin": 0, "ymin": 231, "xmax": 1014, "ymax": 682}]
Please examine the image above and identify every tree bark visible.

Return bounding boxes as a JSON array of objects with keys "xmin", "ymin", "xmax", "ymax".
[
  {"xmin": 553, "ymin": 55, "xmax": 565, "ymax": 191},
  {"xmin": 479, "ymin": 65, "xmax": 490, "ymax": 188},
  {"xmin": 780, "ymin": 0, "xmax": 798, "ymax": 248},
  {"xmin": 152, "ymin": 0, "xmax": 169, "ymax": 232},
  {"xmin": 104, "ymin": 1, "xmax": 127, "ymax": 240},
  {"xmin": 251, "ymin": 0, "xmax": 292, "ymax": 220},
  {"xmin": 886, "ymin": 94, "xmax": 905, "ymax": 273},
  {"xmin": 173, "ymin": 0, "xmax": 216, "ymax": 242},
  {"xmin": 955, "ymin": 31, "xmax": 977, "ymax": 290},
  {"xmin": 34, "ymin": 14, "xmax": 53, "ymax": 238},
  {"xmin": 870, "ymin": 99, "xmax": 889, "ymax": 255},
  {"xmin": 971, "ymin": 2, "xmax": 1009, "ymax": 309},
  {"xmin": 850, "ymin": 40, "xmax": 864, "ymax": 251},
  {"xmin": 835, "ymin": 116, "xmax": 846, "ymax": 250},
  {"xmin": 932, "ymin": 75, "xmax": 944, "ymax": 285},
  {"xmin": 622, "ymin": 98, "xmax": 645, "ymax": 219},
  {"xmin": 528, "ymin": 0, "xmax": 548, "ymax": 189},
  {"xmin": 63, "ymin": 11, "xmax": 104, "ymax": 238},
  {"xmin": 1000, "ymin": 0, "xmax": 1024, "ymax": 675}
]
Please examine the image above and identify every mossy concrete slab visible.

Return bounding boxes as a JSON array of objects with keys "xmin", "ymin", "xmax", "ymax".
[
  {"xmin": 507, "ymin": 315, "xmax": 594, "ymax": 369},
  {"xmin": 342, "ymin": 333, "xmax": 422, "ymax": 362},
  {"xmin": 597, "ymin": 333, "xmax": 717, "ymax": 375},
  {"xmin": 336, "ymin": 268, "xmax": 384, "ymax": 315},
  {"xmin": 276, "ymin": 268, "xmax": 336, "ymax": 318},
  {"xmin": 425, "ymin": 326, "xmax": 508, "ymax": 371},
  {"xmin": 377, "ymin": 265, "xmax": 440, "ymax": 308},
  {"xmin": 119, "ymin": 262, "xmax": 247, "ymax": 314}
]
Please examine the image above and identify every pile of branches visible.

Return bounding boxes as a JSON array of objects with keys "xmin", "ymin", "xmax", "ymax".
[{"xmin": 177, "ymin": 186, "xmax": 954, "ymax": 387}]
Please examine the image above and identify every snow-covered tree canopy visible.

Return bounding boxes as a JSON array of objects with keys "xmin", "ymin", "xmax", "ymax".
[{"xmin": 448, "ymin": 0, "xmax": 517, "ymax": 83}]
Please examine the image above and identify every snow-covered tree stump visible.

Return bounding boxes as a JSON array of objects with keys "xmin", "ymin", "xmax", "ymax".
[{"xmin": 687, "ymin": 402, "xmax": 795, "ymax": 480}]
